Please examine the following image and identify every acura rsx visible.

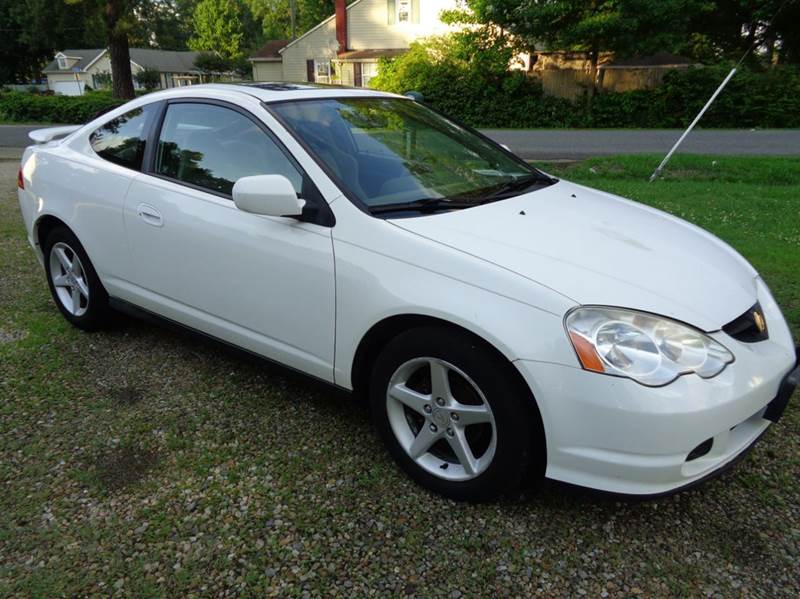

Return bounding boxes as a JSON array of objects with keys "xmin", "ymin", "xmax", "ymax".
[{"xmin": 17, "ymin": 84, "xmax": 798, "ymax": 501}]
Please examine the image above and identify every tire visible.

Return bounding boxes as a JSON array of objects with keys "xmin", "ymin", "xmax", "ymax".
[
  {"xmin": 370, "ymin": 325, "xmax": 545, "ymax": 502},
  {"xmin": 43, "ymin": 225, "xmax": 111, "ymax": 331}
]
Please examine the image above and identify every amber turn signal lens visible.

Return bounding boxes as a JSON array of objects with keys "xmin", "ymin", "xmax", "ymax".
[{"xmin": 569, "ymin": 331, "xmax": 605, "ymax": 373}]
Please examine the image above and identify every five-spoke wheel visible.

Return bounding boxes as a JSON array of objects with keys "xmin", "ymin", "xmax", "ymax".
[
  {"xmin": 43, "ymin": 225, "xmax": 110, "ymax": 330},
  {"xmin": 49, "ymin": 241, "xmax": 90, "ymax": 317},
  {"xmin": 371, "ymin": 326, "xmax": 545, "ymax": 501},
  {"xmin": 386, "ymin": 357, "xmax": 497, "ymax": 481}
]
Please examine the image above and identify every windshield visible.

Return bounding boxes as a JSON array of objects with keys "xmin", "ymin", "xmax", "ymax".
[{"xmin": 270, "ymin": 97, "xmax": 552, "ymax": 214}]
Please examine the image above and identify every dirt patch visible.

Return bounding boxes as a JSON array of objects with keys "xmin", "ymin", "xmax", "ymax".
[
  {"xmin": 0, "ymin": 327, "xmax": 28, "ymax": 344},
  {"xmin": 110, "ymin": 386, "xmax": 144, "ymax": 406},
  {"xmin": 92, "ymin": 445, "xmax": 159, "ymax": 491}
]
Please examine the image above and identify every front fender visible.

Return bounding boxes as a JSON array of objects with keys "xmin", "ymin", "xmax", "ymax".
[{"xmin": 330, "ymin": 198, "xmax": 578, "ymax": 389}]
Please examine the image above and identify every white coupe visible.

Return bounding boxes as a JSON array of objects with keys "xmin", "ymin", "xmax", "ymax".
[{"xmin": 17, "ymin": 84, "xmax": 798, "ymax": 501}]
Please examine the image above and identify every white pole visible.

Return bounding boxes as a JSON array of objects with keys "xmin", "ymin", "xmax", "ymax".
[{"xmin": 649, "ymin": 67, "xmax": 737, "ymax": 182}]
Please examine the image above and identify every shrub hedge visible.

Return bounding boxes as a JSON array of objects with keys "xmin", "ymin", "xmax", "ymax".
[
  {"xmin": 584, "ymin": 66, "xmax": 800, "ymax": 128},
  {"xmin": 0, "ymin": 91, "xmax": 125, "ymax": 124},
  {"xmin": 371, "ymin": 38, "xmax": 577, "ymax": 129},
  {"xmin": 373, "ymin": 51, "xmax": 800, "ymax": 129},
  {"xmin": 3, "ymin": 64, "xmax": 799, "ymax": 128}
]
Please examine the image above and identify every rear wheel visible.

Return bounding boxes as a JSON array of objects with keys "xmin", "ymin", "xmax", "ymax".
[
  {"xmin": 370, "ymin": 326, "xmax": 544, "ymax": 501},
  {"xmin": 43, "ymin": 226, "xmax": 111, "ymax": 330}
]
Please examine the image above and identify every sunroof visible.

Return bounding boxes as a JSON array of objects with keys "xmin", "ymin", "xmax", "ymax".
[{"xmin": 244, "ymin": 82, "xmax": 349, "ymax": 91}]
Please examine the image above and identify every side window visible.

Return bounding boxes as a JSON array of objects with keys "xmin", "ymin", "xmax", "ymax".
[
  {"xmin": 155, "ymin": 103, "xmax": 303, "ymax": 197},
  {"xmin": 90, "ymin": 104, "xmax": 157, "ymax": 170}
]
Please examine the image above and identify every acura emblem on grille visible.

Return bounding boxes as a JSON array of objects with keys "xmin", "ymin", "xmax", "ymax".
[{"xmin": 753, "ymin": 309, "xmax": 767, "ymax": 333}]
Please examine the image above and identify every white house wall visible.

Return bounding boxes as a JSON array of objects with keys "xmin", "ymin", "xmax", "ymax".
[
  {"xmin": 281, "ymin": 19, "xmax": 338, "ymax": 82},
  {"xmin": 347, "ymin": 0, "xmax": 458, "ymax": 49},
  {"xmin": 85, "ymin": 53, "xmax": 144, "ymax": 88},
  {"xmin": 280, "ymin": 0, "xmax": 459, "ymax": 82},
  {"xmin": 253, "ymin": 61, "xmax": 284, "ymax": 81},
  {"xmin": 46, "ymin": 72, "xmax": 91, "ymax": 95}
]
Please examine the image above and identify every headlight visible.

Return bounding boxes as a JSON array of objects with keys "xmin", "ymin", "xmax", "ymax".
[{"xmin": 565, "ymin": 307, "xmax": 734, "ymax": 386}]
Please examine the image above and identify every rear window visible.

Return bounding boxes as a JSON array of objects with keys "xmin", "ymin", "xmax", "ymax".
[{"xmin": 90, "ymin": 104, "xmax": 157, "ymax": 170}]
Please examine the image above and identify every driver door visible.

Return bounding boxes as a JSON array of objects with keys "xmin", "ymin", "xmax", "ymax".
[{"xmin": 121, "ymin": 100, "xmax": 336, "ymax": 381}]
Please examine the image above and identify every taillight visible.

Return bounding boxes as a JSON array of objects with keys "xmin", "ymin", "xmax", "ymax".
[{"xmin": 17, "ymin": 168, "xmax": 24, "ymax": 189}]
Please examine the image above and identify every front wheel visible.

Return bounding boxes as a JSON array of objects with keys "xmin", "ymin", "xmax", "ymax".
[{"xmin": 370, "ymin": 326, "xmax": 544, "ymax": 501}]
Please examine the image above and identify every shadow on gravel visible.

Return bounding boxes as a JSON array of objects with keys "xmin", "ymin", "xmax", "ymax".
[
  {"xmin": 110, "ymin": 385, "xmax": 144, "ymax": 406},
  {"xmin": 92, "ymin": 444, "xmax": 160, "ymax": 491}
]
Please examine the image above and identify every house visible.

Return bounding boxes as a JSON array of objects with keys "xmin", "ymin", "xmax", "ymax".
[
  {"xmin": 249, "ymin": 0, "xmax": 459, "ymax": 86},
  {"xmin": 249, "ymin": 39, "xmax": 291, "ymax": 82},
  {"xmin": 43, "ymin": 48, "xmax": 202, "ymax": 95}
]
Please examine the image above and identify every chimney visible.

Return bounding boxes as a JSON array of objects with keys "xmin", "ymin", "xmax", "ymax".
[{"xmin": 335, "ymin": 0, "xmax": 347, "ymax": 55}]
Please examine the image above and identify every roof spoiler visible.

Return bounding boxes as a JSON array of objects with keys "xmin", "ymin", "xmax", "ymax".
[{"xmin": 28, "ymin": 125, "xmax": 81, "ymax": 145}]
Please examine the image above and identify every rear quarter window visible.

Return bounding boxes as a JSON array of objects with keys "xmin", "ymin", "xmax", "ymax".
[{"xmin": 90, "ymin": 104, "xmax": 157, "ymax": 170}]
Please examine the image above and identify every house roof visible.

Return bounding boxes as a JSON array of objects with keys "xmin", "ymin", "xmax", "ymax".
[
  {"xmin": 337, "ymin": 49, "xmax": 407, "ymax": 60},
  {"xmin": 250, "ymin": 40, "xmax": 290, "ymax": 61},
  {"xmin": 279, "ymin": 0, "xmax": 369, "ymax": 54},
  {"xmin": 128, "ymin": 49, "xmax": 202, "ymax": 73},
  {"xmin": 42, "ymin": 49, "xmax": 105, "ymax": 73},
  {"xmin": 43, "ymin": 48, "xmax": 202, "ymax": 74}
]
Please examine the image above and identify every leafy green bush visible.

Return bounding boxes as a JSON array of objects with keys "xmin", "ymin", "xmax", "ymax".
[
  {"xmin": 371, "ymin": 34, "xmax": 575, "ymax": 129},
  {"xmin": 134, "ymin": 67, "xmax": 162, "ymax": 91},
  {"xmin": 0, "ymin": 90, "xmax": 126, "ymax": 124},
  {"xmin": 585, "ymin": 66, "xmax": 800, "ymax": 128},
  {"xmin": 372, "ymin": 34, "xmax": 800, "ymax": 129}
]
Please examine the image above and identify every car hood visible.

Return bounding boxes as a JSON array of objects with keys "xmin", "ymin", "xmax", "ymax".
[{"xmin": 391, "ymin": 180, "xmax": 757, "ymax": 331}]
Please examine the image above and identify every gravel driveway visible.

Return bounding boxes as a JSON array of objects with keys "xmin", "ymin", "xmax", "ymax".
[{"xmin": 1, "ymin": 157, "xmax": 798, "ymax": 597}]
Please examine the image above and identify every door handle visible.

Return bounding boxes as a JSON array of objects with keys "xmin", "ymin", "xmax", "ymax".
[{"xmin": 136, "ymin": 203, "xmax": 163, "ymax": 227}]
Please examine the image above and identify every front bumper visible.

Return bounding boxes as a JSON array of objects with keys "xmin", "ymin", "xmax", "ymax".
[{"xmin": 516, "ymin": 285, "xmax": 797, "ymax": 496}]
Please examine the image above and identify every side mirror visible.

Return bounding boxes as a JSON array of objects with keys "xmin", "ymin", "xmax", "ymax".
[{"xmin": 232, "ymin": 175, "xmax": 304, "ymax": 217}]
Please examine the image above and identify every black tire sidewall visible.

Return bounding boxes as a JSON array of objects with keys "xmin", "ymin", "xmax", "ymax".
[
  {"xmin": 43, "ymin": 226, "xmax": 109, "ymax": 330},
  {"xmin": 370, "ymin": 326, "xmax": 542, "ymax": 501}
]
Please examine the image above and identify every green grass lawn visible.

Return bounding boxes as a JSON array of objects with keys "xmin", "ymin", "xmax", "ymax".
[{"xmin": 0, "ymin": 155, "xmax": 798, "ymax": 597}]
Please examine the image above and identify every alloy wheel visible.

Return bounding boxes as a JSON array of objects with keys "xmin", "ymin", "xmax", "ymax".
[
  {"xmin": 385, "ymin": 357, "xmax": 497, "ymax": 481},
  {"xmin": 49, "ymin": 241, "xmax": 90, "ymax": 317}
]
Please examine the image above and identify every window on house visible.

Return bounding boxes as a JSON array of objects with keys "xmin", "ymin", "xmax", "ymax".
[
  {"xmin": 361, "ymin": 62, "xmax": 379, "ymax": 88},
  {"xmin": 315, "ymin": 60, "xmax": 331, "ymax": 83},
  {"xmin": 397, "ymin": 0, "xmax": 411, "ymax": 23},
  {"xmin": 57, "ymin": 56, "xmax": 67, "ymax": 70}
]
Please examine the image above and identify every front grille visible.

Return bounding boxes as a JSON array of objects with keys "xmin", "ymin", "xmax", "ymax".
[{"xmin": 723, "ymin": 302, "xmax": 769, "ymax": 343}]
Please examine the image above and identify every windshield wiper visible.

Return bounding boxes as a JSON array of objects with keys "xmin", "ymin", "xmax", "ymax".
[
  {"xmin": 479, "ymin": 173, "xmax": 554, "ymax": 199},
  {"xmin": 450, "ymin": 173, "xmax": 554, "ymax": 203},
  {"xmin": 369, "ymin": 198, "xmax": 477, "ymax": 215}
]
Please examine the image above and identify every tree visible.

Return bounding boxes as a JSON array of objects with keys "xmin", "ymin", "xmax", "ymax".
[
  {"xmin": 105, "ymin": 0, "xmax": 138, "ymax": 98},
  {"xmin": 194, "ymin": 51, "xmax": 233, "ymax": 74},
  {"xmin": 134, "ymin": 66, "xmax": 162, "ymax": 89},
  {"xmin": 245, "ymin": 0, "xmax": 336, "ymax": 40},
  {"xmin": 66, "ymin": 0, "xmax": 143, "ymax": 98},
  {"xmin": 687, "ymin": 0, "xmax": 800, "ymax": 64},
  {"xmin": 189, "ymin": 0, "xmax": 249, "ymax": 58},
  {"xmin": 464, "ymin": 0, "xmax": 701, "ymax": 97},
  {"xmin": 194, "ymin": 52, "xmax": 253, "ymax": 80},
  {"xmin": 129, "ymin": 0, "xmax": 200, "ymax": 50},
  {"xmin": 0, "ymin": 0, "xmax": 103, "ymax": 84}
]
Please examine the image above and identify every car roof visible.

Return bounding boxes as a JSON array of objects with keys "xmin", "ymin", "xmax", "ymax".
[{"xmin": 152, "ymin": 82, "xmax": 403, "ymax": 103}]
